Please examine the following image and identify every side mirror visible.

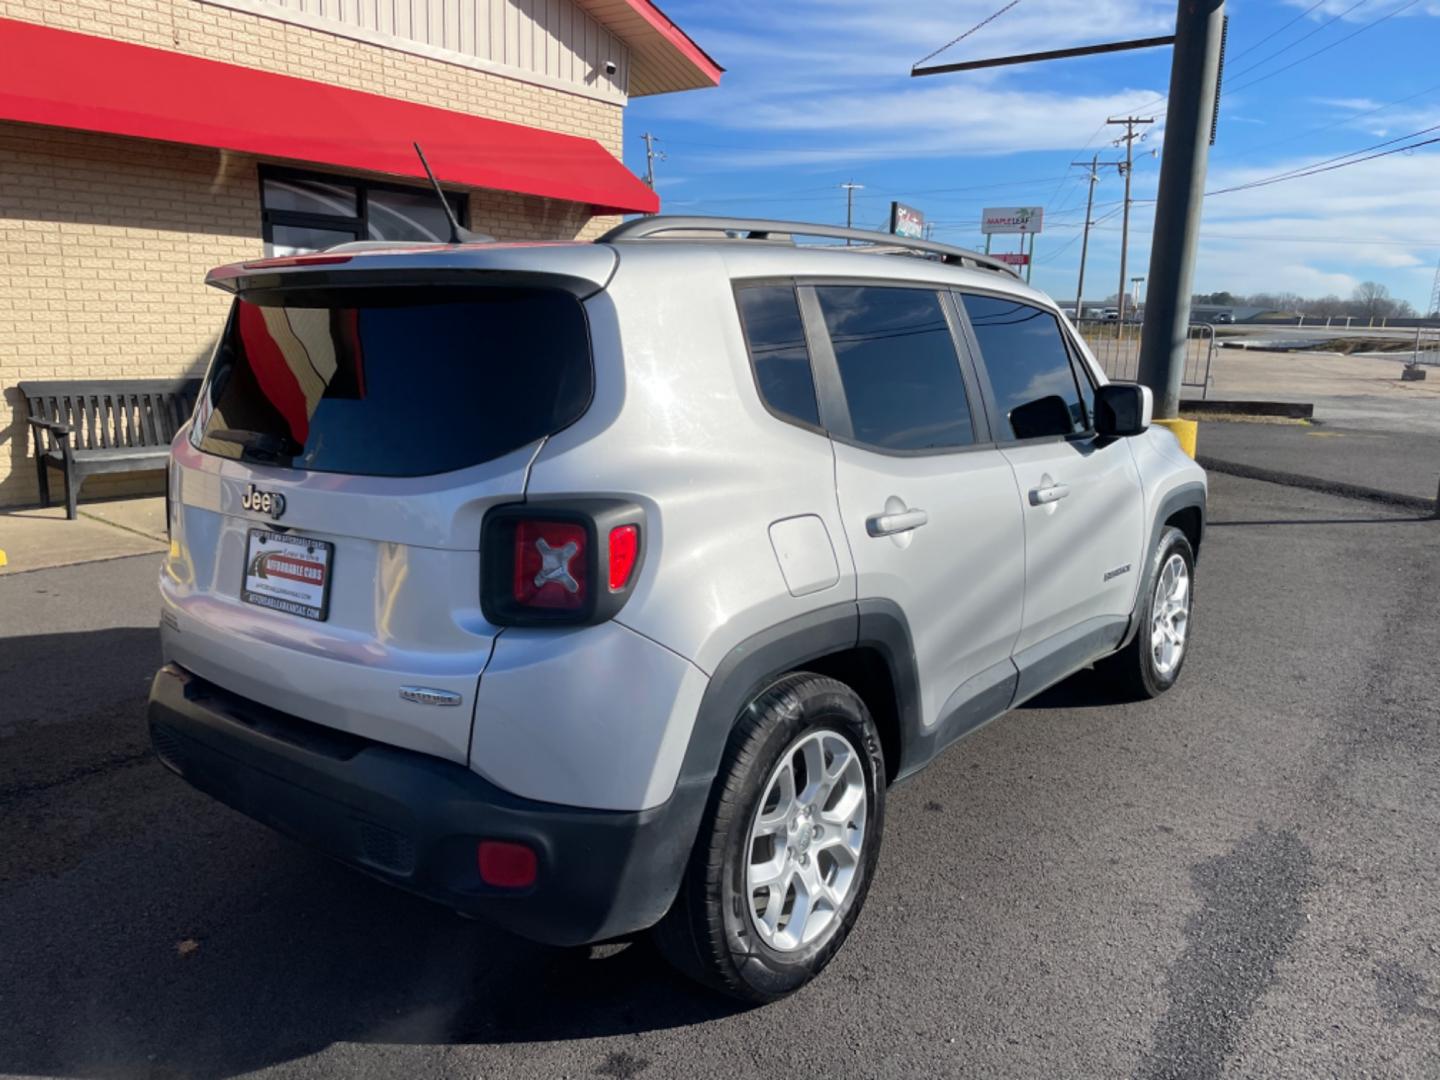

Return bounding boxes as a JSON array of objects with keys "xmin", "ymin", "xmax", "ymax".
[{"xmin": 1094, "ymin": 382, "xmax": 1152, "ymax": 438}]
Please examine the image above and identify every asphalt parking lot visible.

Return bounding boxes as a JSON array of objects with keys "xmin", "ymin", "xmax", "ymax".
[{"xmin": 2, "ymin": 471, "xmax": 1438, "ymax": 1080}]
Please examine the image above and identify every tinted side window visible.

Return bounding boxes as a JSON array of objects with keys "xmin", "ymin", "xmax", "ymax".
[
  {"xmin": 815, "ymin": 286, "xmax": 974, "ymax": 452},
  {"xmin": 961, "ymin": 294, "xmax": 1087, "ymax": 440},
  {"xmin": 736, "ymin": 285, "xmax": 820, "ymax": 428},
  {"xmin": 1068, "ymin": 338, "xmax": 1097, "ymax": 428}
]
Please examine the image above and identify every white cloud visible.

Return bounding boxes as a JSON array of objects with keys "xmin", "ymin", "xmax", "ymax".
[{"xmin": 642, "ymin": 0, "xmax": 1174, "ymax": 163}]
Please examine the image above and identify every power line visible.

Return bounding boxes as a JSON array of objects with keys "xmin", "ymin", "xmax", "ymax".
[
  {"xmin": 1223, "ymin": 79, "xmax": 1440, "ymax": 160},
  {"xmin": 1221, "ymin": 0, "xmax": 1371, "ymax": 84},
  {"xmin": 912, "ymin": 0, "xmax": 1024, "ymax": 69},
  {"xmin": 1225, "ymin": 0, "xmax": 1421, "ymax": 95},
  {"xmin": 1207, "ymin": 133, "xmax": 1440, "ymax": 195},
  {"xmin": 1209, "ymin": 121, "xmax": 1440, "ymax": 194},
  {"xmin": 1226, "ymin": 0, "xmax": 1326, "ymax": 61}
]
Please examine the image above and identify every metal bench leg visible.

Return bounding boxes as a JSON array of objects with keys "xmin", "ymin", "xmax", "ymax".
[
  {"xmin": 63, "ymin": 458, "xmax": 79, "ymax": 521},
  {"xmin": 34, "ymin": 455, "xmax": 51, "ymax": 508}
]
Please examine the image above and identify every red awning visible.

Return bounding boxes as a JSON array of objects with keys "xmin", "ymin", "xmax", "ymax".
[{"xmin": 0, "ymin": 18, "xmax": 659, "ymax": 215}]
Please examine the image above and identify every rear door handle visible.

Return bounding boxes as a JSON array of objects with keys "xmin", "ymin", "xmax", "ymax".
[
  {"xmin": 866, "ymin": 508, "xmax": 928, "ymax": 536},
  {"xmin": 1029, "ymin": 482, "xmax": 1071, "ymax": 505}
]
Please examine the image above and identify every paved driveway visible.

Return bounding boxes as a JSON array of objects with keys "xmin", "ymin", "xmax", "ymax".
[{"xmin": 2, "ymin": 473, "xmax": 1437, "ymax": 1079}]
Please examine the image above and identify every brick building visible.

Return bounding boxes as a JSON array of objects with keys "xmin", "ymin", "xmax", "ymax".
[{"xmin": 0, "ymin": 1, "xmax": 718, "ymax": 507}]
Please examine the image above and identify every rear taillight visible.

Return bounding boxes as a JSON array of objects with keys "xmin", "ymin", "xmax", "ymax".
[
  {"xmin": 512, "ymin": 520, "xmax": 588, "ymax": 610},
  {"xmin": 481, "ymin": 500, "xmax": 644, "ymax": 627}
]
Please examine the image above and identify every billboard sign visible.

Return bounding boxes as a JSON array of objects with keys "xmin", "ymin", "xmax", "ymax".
[
  {"xmin": 993, "ymin": 252, "xmax": 1030, "ymax": 267},
  {"xmin": 981, "ymin": 206, "xmax": 1043, "ymax": 235},
  {"xmin": 890, "ymin": 201, "xmax": 925, "ymax": 239}
]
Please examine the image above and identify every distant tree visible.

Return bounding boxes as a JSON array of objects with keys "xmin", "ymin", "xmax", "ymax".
[
  {"xmin": 1193, "ymin": 291, "xmax": 1236, "ymax": 307},
  {"xmin": 1353, "ymin": 281, "xmax": 1392, "ymax": 320}
]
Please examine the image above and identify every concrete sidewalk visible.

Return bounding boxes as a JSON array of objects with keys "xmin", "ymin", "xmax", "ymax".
[
  {"xmin": 0, "ymin": 497, "xmax": 166, "ymax": 574},
  {"xmin": 1197, "ymin": 421, "xmax": 1440, "ymax": 512}
]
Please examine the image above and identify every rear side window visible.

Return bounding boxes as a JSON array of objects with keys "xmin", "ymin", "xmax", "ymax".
[
  {"xmin": 960, "ymin": 294, "xmax": 1088, "ymax": 440},
  {"xmin": 814, "ymin": 286, "xmax": 975, "ymax": 452},
  {"xmin": 735, "ymin": 285, "xmax": 820, "ymax": 428},
  {"xmin": 196, "ymin": 286, "xmax": 590, "ymax": 476}
]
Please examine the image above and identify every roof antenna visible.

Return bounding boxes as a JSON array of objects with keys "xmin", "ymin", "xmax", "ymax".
[{"xmin": 412, "ymin": 142, "xmax": 490, "ymax": 244}]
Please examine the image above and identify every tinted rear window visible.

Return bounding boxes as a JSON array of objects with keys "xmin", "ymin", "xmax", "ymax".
[
  {"xmin": 735, "ymin": 284, "xmax": 820, "ymax": 428},
  {"xmin": 196, "ymin": 287, "xmax": 590, "ymax": 476}
]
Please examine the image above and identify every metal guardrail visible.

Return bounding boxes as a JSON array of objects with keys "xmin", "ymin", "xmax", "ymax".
[{"xmin": 1075, "ymin": 319, "xmax": 1215, "ymax": 398}]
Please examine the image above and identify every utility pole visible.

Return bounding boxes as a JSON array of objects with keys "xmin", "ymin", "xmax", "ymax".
[
  {"xmin": 841, "ymin": 181, "xmax": 864, "ymax": 244},
  {"xmin": 640, "ymin": 132, "xmax": 665, "ymax": 189},
  {"xmin": 1070, "ymin": 153, "xmax": 1120, "ymax": 320},
  {"xmin": 1107, "ymin": 116, "xmax": 1153, "ymax": 327},
  {"xmin": 1137, "ymin": 0, "xmax": 1227, "ymax": 419}
]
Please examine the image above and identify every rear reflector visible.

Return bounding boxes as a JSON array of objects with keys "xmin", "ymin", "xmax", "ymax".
[
  {"xmin": 608, "ymin": 524, "xmax": 639, "ymax": 591},
  {"xmin": 478, "ymin": 840, "xmax": 538, "ymax": 888}
]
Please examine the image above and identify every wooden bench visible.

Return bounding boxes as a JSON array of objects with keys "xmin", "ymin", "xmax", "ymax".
[{"xmin": 20, "ymin": 378, "xmax": 202, "ymax": 519}]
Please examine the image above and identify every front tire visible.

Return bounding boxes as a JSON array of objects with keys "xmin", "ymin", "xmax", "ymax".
[
  {"xmin": 653, "ymin": 673, "xmax": 885, "ymax": 1002},
  {"xmin": 1101, "ymin": 526, "xmax": 1195, "ymax": 699}
]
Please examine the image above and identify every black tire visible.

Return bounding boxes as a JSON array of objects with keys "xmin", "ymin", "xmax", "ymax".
[
  {"xmin": 1100, "ymin": 526, "xmax": 1196, "ymax": 699},
  {"xmin": 653, "ymin": 673, "xmax": 885, "ymax": 1002}
]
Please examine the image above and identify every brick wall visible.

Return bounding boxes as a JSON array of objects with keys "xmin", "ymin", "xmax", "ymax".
[{"xmin": 0, "ymin": 2, "xmax": 630, "ymax": 508}]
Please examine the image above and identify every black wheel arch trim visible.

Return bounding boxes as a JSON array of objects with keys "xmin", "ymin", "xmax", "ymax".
[{"xmin": 1119, "ymin": 480, "xmax": 1206, "ymax": 651}]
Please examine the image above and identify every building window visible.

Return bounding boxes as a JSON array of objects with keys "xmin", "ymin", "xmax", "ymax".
[{"xmin": 259, "ymin": 167, "xmax": 468, "ymax": 256}]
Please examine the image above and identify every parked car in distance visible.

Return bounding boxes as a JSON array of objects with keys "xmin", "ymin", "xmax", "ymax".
[
  {"xmin": 148, "ymin": 215, "xmax": 1206, "ymax": 1002},
  {"xmin": 1101, "ymin": 307, "xmax": 1121, "ymax": 320},
  {"xmin": 1216, "ymin": 311, "xmax": 1234, "ymax": 323}
]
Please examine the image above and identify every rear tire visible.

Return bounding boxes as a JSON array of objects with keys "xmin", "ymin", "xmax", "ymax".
[
  {"xmin": 653, "ymin": 673, "xmax": 885, "ymax": 1002},
  {"xmin": 1100, "ymin": 526, "xmax": 1195, "ymax": 699}
]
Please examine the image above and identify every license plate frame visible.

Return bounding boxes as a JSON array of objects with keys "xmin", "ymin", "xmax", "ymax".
[{"xmin": 240, "ymin": 528, "xmax": 334, "ymax": 622}]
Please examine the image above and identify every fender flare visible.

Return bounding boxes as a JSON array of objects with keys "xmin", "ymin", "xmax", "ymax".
[
  {"xmin": 658, "ymin": 600, "xmax": 922, "ymax": 892},
  {"xmin": 1119, "ymin": 480, "xmax": 1207, "ymax": 650}
]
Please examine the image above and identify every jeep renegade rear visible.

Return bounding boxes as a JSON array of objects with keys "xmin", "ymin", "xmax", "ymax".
[{"xmin": 150, "ymin": 217, "xmax": 1205, "ymax": 1001}]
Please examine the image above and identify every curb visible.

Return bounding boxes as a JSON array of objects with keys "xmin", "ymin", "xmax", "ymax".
[
  {"xmin": 1197, "ymin": 456, "xmax": 1439, "ymax": 516},
  {"xmin": 1180, "ymin": 399, "xmax": 1314, "ymax": 419}
]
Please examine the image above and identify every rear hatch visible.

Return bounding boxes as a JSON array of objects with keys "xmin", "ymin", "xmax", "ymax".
[{"xmin": 162, "ymin": 246, "xmax": 611, "ymax": 763}]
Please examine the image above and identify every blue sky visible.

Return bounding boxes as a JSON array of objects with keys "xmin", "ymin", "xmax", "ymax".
[{"xmin": 625, "ymin": 0, "xmax": 1440, "ymax": 310}]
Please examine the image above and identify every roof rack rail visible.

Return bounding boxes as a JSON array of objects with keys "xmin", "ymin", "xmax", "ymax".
[{"xmin": 598, "ymin": 215, "xmax": 1021, "ymax": 278}]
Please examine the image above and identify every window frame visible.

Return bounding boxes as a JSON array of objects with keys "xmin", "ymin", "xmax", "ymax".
[
  {"xmin": 951, "ymin": 286, "xmax": 1102, "ymax": 447},
  {"xmin": 730, "ymin": 279, "xmax": 829, "ymax": 437},
  {"xmin": 258, "ymin": 164, "xmax": 469, "ymax": 255},
  {"xmin": 798, "ymin": 277, "xmax": 993, "ymax": 458}
]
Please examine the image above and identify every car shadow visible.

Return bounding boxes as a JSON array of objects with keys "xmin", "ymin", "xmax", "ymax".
[
  {"xmin": 1017, "ymin": 665, "xmax": 1138, "ymax": 711},
  {"xmin": 0, "ymin": 627, "xmax": 744, "ymax": 1080}
]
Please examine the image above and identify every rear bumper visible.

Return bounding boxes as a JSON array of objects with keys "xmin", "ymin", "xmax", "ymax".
[{"xmin": 147, "ymin": 663, "xmax": 706, "ymax": 946}]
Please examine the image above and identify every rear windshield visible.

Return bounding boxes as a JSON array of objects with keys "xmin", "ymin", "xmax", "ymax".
[{"xmin": 195, "ymin": 286, "xmax": 591, "ymax": 476}]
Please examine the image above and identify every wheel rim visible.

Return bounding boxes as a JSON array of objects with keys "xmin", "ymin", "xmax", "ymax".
[
  {"xmin": 1150, "ymin": 553, "xmax": 1192, "ymax": 677},
  {"xmin": 745, "ymin": 728, "xmax": 868, "ymax": 953}
]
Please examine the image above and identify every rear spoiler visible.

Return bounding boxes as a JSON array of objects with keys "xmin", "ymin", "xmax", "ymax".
[{"xmin": 205, "ymin": 242, "xmax": 617, "ymax": 299}]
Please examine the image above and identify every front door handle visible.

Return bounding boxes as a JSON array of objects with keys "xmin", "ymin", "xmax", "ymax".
[
  {"xmin": 1029, "ymin": 482, "xmax": 1071, "ymax": 506},
  {"xmin": 867, "ymin": 507, "xmax": 929, "ymax": 536}
]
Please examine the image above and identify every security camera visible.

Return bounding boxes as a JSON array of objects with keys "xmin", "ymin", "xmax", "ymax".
[{"xmin": 603, "ymin": 59, "xmax": 618, "ymax": 76}]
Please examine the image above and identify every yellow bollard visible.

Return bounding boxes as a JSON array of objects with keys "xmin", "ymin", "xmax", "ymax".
[
  {"xmin": 0, "ymin": 549, "xmax": 7, "ymax": 568},
  {"xmin": 1153, "ymin": 417, "xmax": 1198, "ymax": 459}
]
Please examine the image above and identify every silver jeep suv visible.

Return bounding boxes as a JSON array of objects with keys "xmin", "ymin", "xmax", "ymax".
[{"xmin": 148, "ymin": 216, "xmax": 1205, "ymax": 1001}]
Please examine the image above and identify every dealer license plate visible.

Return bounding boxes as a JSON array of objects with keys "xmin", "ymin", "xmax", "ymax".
[{"xmin": 241, "ymin": 528, "xmax": 334, "ymax": 621}]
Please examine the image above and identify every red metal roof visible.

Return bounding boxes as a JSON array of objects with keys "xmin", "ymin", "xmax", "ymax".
[{"xmin": 0, "ymin": 17, "xmax": 659, "ymax": 215}]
